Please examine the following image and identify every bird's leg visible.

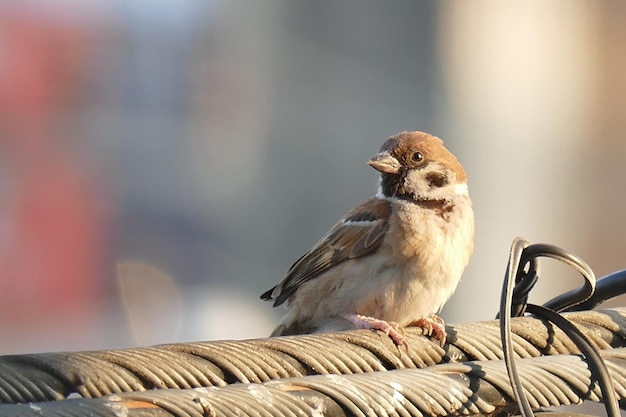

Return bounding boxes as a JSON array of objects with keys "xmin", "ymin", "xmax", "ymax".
[
  {"xmin": 342, "ymin": 313, "xmax": 405, "ymax": 345},
  {"xmin": 410, "ymin": 313, "xmax": 447, "ymax": 346}
]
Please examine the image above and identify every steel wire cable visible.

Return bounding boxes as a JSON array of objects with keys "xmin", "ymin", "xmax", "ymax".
[
  {"xmin": 3, "ymin": 351, "xmax": 626, "ymax": 417},
  {"xmin": 0, "ymin": 308, "xmax": 625, "ymax": 404},
  {"xmin": 1, "ymin": 236, "xmax": 626, "ymax": 415}
]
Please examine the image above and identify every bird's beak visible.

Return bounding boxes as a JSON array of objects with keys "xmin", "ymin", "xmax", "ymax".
[{"xmin": 368, "ymin": 152, "xmax": 401, "ymax": 174}]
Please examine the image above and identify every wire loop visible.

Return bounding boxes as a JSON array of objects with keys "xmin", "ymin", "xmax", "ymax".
[{"xmin": 498, "ymin": 236, "xmax": 621, "ymax": 417}]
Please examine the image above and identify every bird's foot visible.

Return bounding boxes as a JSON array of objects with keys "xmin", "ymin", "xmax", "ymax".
[
  {"xmin": 410, "ymin": 313, "xmax": 447, "ymax": 346},
  {"xmin": 343, "ymin": 313, "xmax": 405, "ymax": 345}
]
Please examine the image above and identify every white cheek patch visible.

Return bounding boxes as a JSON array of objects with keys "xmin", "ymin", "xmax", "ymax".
[
  {"xmin": 404, "ymin": 169, "xmax": 428, "ymax": 193},
  {"xmin": 374, "ymin": 163, "xmax": 468, "ymax": 202},
  {"xmin": 454, "ymin": 183, "xmax": 469, "ymax": 196}
]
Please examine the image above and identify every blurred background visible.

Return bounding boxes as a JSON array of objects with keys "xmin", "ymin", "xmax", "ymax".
[{"xmin": 0, "ymin": 0, "xmax": 625, "ymax": 355}]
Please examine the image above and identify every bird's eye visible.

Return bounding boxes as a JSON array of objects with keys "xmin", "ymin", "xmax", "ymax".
[{"xmin": 411, "ymin": 151, "xmax": 424, "ymax": 162}]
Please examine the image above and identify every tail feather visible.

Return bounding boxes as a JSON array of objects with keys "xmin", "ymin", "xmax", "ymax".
[{"xmin": 260, "ymin": 286, "xmax": 275, "ymax": 301}]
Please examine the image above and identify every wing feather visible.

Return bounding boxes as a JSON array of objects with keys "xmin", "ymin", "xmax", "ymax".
[{"xmin": 263, "ymin": 198, "xmax": 392, "ymax": 307}]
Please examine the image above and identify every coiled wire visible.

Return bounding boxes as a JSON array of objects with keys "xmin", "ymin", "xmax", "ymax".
[{"xmin": 498, "ymin": 237, "xmax": 623, "ymax": 417}]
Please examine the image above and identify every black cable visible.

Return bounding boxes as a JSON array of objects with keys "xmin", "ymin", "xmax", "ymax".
[
  {"xmin": 526, "ymin": 304, "xmax": 620, "ymax": 417},
  {"xmin": 499, "ymin": 237, "xmax": 535, "ymax": 417},
  {"xmin": 526, "ymin": 244, "xmax": 596, "ymax": 312},
  {"xmin": 562, "ymin": 269, "xmax": 626, "ymax": 312},
  {"xmin": 499, "ymin": 237, "xmax": 620, "ymax": 417}
]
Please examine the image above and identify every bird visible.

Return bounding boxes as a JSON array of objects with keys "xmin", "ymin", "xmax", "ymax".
[{"xmin": 260, "ymin": 131, "xmax": 474, "ymax": 346}]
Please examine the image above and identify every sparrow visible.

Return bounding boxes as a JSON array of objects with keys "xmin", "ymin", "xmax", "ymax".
[{"xmin": 261, "ymin": 131, "xmax": 474, "ymax": 345}]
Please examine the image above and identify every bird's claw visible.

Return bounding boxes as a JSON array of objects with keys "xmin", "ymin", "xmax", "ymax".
[
  {"xmin": 411, "ymin": 313, "xmax": 447, "ymax": 346},
  {"xmin": 343, "ymin": 313, "xmax": 406, "ymax": 346}
]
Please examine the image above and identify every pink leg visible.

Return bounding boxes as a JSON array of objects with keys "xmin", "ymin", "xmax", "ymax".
[
  {"xmin": 343, "ymin": 313, "xmax": 405, "ymax": 345},
  {"xmin": 410, "ymin": 313, "xmax": 447, "ymax": 346}
]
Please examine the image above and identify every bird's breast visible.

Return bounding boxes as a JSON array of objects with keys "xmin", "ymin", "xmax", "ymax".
[{"xmin": 383, "ymin": 199, "xmax": 474, "ymax": 309}]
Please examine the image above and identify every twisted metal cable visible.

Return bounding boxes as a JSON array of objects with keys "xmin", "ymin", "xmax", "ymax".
[
  {"xmin": 3, "ymin": 349, "xmax": 626, "ymax": 417},
  {"xmin": 0, "ymin": 308, "xmax": 624, "ymax": 404},
  {"xmin": 1, "ymin": 236, "xmax": 625, "ymax": 416}
]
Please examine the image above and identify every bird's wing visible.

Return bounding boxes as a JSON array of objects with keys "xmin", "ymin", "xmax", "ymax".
[{"xmin": 261, "ymin": 197, "xmax": 392, "ymax": 307}]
